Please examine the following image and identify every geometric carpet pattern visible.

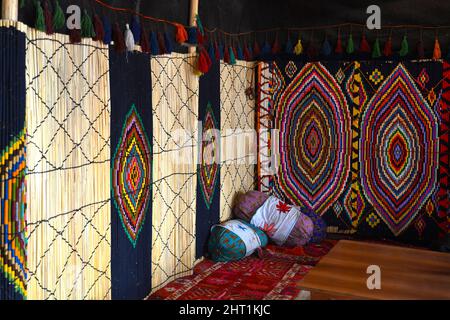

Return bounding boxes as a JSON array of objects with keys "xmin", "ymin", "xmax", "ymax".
[
  {"xmin": 148, "ymin": 240, "xmax": 336, "ymax": 300},
  {"xmin": 257, "ymin": 60, "xmax": 449, "ymax": 246},
  {"xmin": 360, "ymin": 63, "xmax": 439, "ymax": 236},
  {"xmin": 198, "ymin": 103, "xmax": 220, "ymax": 210},
  {"xmin": 273, "ymin": 62, "xmax": 351, "ymax": 215},
  {"xmin": 109, "ymin": 48, "xmax": 153, "ymax": 300},
  {"xmin": 112, "ymin": 105, "xmax": 151, "ymax": 247}
]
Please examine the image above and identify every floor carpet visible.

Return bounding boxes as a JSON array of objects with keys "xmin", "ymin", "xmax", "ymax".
[{"xmin": 148, "ymin": 240, "xmax": 336, "ymax": 300}]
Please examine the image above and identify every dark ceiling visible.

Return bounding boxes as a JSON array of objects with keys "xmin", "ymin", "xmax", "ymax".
[{"xmin": 13, "ymin": 0, "xmax": 450, "ymax": 56}]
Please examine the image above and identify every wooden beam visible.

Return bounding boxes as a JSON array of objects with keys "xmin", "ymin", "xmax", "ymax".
[
  {"xmin": 188, "ymin": 0, "xmax": 199, "ymax": 54},
  {"xmin": 2, "ymin": 0, "xmax": 19, "ymax": 21}
]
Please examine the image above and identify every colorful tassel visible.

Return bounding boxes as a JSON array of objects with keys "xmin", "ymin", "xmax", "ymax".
[
  {"xmin": 197, "ymin": 29, "xmax": 206, "ymax": 45},
  {"xmin": 244, "ymin": 44, "xmax": 252, "ymax": 61},
  {"xmin": 175, "ymin": 23, "xmax": 188, "ymax": 43},
  {"xmin": 195, "ymin": 14, "xmax": 205, "ymax": 36},
  {"xmin": 81, "ymin": 10, "xmax": 95, "ymax": 38},
  {"xmin": 321, "ymin": 38, "xmax": 332, "ymax": 56},
  {"xmin": 157, "ymin": 32, "xmax": 167, "ymax": 55},
  {"xmin": 261, "ymin": 40, "xmax": 271, "ymax": 55},
  {"xmin": 229, "ymin": 46, "xmax": 236, "ymax": 65},
  {"xmin": 335, "ymin": 32, "xmax": 343, "ymax": 54},
  {"xmin": 306, "ymin": 41, "xmax": 317, "ymax": 59},
  {"xmin": 218, "ymin": 42, "xmax": 224, "ymax": 60},
  {"xmin": 359, "ymin": 34, "xmax": 371, "ymax": 53},
  {"xmin": 124, "ymin": 24, "xmax": 135, "ymax": 52},
  {"xmin": 43, "ymin": 0, "xmax": 54, "ymax": 35},
  {"xmin": 399, "ymin": 35, "xmax": 409, "ymax": 57},
  {"xmin": 197, "ymin": 47, "xmax": 212, "ymax": 74},
  {"xmin": 102, "ymin": 17, "xmax": 112, "ymax": 45},
  {"xmin": 140, "ymin": 27, "xmax": 150, "ymax": 53},
  {"xmin": 150, "ymin": 31, "xmax": 159, "ymax": 55},
  {"xmin": 237, "ymin": 45, "xmax": 244, "ymax": 60},
  {"xmin": 214, "ymin": 41, "xmax": 220, "ymax": 61},
  {"xmin": 130, "ymin": 16, "xmax": 140, "ymax": 45},
  {"xmin": 383, "ymin": 36, "xmax": 393, "ymax": 57},
  {"xmin": 294, "ymin": 38, "xmax": 303, "ymax": 55},
  {"xmin": 92, "ymin": 15, "xmax": 104, "ymax": 41},
  {"xmin": 187, "ymin": 27, "xmax": 198, "ymax": 45},
  {"xmin": 271, "ymin": 37, "xmax": 281, "ymax": 55},
  {"xmin": 253, "ymin": 40, "xmax": 261, "ymax": 57},
  {"xmin": 433, "ymin": 38, "xmax": 442, "ymax": 60},
  {"xmin": 52, "ymin": 0, "xmax": 65, "ymax": 31},
  {"xmin": 112, "ymin": 23, "xmax": 125, "ymax": 53},
  {"xmin": 164, "ymin": 32, "xmax": 174, "ymax": 54},
  {"xmin": 69, "ymin": 29, "xmax": 81, "ymax": 44},
  {"xmin": 92, "ymin": 14, "xmax": 105, "ymax": 41},
  {"xmin": 372, "ymin": 38, "xmax": 382, "ymax": 58},
  {"xmin": 346, "ymin": 34, "xmax": 354, "ymax": 54},
  {"xmin": 247, "ymin": 45, "xmax": 253, "ymax": 59},
  {"xmin": 285, "ymin": 37, "xmax": 293, "ymax": 54},
  {"xmin": 208, "ymin": 42, "xmax": 216, "ymax": 62},
  {"xmin": 232, "ymin": 45, "xmax": 237, "ymax": 59},
  {"xmin": 417, "ymin": 40, "xmax": 425, "ymax": 59},
  {"xmin": 224, "ymin": 45, "xmax": 230, "ymax": 63},
  {"xmin": 35, "ymin": 1, "xmax": 45, "ymax": 32}
]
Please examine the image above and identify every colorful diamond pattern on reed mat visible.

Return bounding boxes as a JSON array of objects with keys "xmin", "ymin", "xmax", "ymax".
[
  {"xmin": 199, "ymin": 103, "xmax": 220, "ymax": 209},
  {"xmin": 360, "ymin": 63, "xmax": 438, "ymax": 236},
  {"xmin": 1, "ymin": 26, "xmax": 26, "ymax": 300},
  {"xmin": 112, "ymin": 105, "xmax": 151, "ymax": 246},
  {"xmin": 274, "ymin": 62, "xmax": 351, "ymax": 215},
  {"xmin": 0, "ymin": 130, "xmax": 27, "ymax": 299}
]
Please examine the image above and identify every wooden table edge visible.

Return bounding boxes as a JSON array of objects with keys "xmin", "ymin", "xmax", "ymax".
[
  {"xmin": 296, "ymin": 285, "xmax": 377, "ymax": 300},
  {"xmin": 296, "ymin": 240, "xmax": 450, "ymax": 300}
]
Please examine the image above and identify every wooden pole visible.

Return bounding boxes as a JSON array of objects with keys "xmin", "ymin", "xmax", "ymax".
[
  {"xmin": 2, "ymin": 0, "xmax": 19, "ymax": 21},
  {"xmin": 188, "ymin": 0, "xmax": 199, "ymax": 54}
]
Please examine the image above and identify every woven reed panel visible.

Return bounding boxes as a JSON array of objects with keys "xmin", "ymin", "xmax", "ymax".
[
  {"xmin": 25, "ymin": 29, "xmax": 111, "ymax": 300},
  {"xmin": 150, "ymin": 54, "xmax": 198, "ymax": 291},
  {"xmin": 220, "ymin": 61, "xmax": 257, "ymax": 222}
]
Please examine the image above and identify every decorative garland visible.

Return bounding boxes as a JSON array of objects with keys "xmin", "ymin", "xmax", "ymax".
[{"xmin": 21, "ymin": 0, "xmax": 450, "ymax": 75}]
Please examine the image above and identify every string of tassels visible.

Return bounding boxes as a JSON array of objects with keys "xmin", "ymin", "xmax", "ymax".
[{"xmin": 24, "ymin": 0, "xmax": 450, "ymax": 76}]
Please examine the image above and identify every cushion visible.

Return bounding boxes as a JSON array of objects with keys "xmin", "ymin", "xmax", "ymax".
[
  {"xmin": 250, "ymin": 196, "xmax": 314, "ymax": 246},
  {"xmin": 208, "ymin": 220, "xmax": 268, "ymax": 262},
  {"xmin": 301, "ymin": 207, "xmax": 327, "ymax": 244},
  {"xmin": 233, "ymin": 190, "xmax": 269, "ymax": 221}
]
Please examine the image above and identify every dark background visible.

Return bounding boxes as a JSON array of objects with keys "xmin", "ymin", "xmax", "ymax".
[{"xmin": 9, "ymin": 0, "xmax": 450, "ymax": 56}]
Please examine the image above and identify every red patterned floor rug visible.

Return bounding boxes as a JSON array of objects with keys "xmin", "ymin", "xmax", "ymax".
[{"xmin": 148, "ymin": 240, "xmax": 336, "ymax": 300}]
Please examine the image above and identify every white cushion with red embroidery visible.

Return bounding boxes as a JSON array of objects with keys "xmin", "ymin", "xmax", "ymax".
[{"xmin": 250, "ymin": 196, "xmax": 301, "ymax": 245}]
